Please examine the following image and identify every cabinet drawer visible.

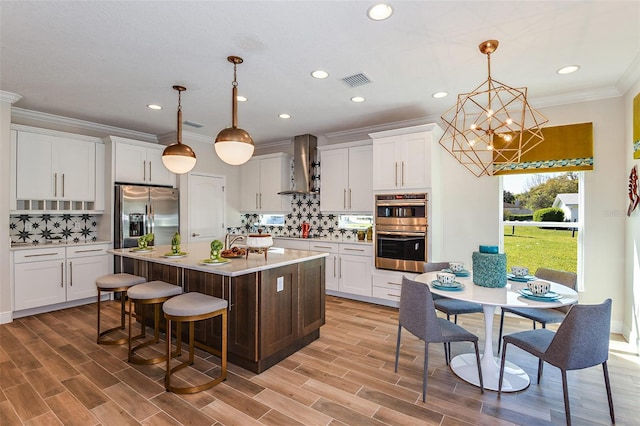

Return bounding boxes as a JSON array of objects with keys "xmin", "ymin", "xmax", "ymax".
[
  {"xmin": 66, "ymin": 244, "xmax": 110, "ymax": 258},
  {"xmin": 14, "ymin": 247, "xmax": 65, "ymax": 263},
  {"xmin": 372, "ymin": 285, "xmax": 401, "ymax": 300},
  {"xmin": 339, "ymin": 243, "xmax": 373, "ymax": 257},
  {"xmin": 309, "ymin": 242, "xmax": 339, "ymax": 253}
]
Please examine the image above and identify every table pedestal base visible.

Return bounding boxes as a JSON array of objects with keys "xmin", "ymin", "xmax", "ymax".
[{"xmin": 450, "ymin": 353, "xmax": 530, "ymax": 392}]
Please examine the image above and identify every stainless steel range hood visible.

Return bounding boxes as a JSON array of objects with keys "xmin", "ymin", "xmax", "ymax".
[{"xmin": 278, "ymin": 134, "xmax": 318, "ymax": 195}]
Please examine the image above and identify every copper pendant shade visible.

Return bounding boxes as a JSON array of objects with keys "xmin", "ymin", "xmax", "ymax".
[
  {"xmin": 162, "ymin": 85, "xmax": 197, "ymax": 174},
  {"xmin": 439, "ymin": 40, "xmax": 548, "ymax": 177},
  {"xmin": 214, "ymin": 56, "xmax": 255, "ymax": 166}
]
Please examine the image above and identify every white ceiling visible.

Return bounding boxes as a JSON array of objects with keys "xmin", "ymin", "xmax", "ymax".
[{"xmin": 1, "ymin": 1, "xmax": 639, "ymax": 145}]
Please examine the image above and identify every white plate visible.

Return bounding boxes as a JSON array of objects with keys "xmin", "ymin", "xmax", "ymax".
[
  {"xmin": 518, "ymin": 288, "xmax": 561, "ymax": 301},
  {"xmin": 431, "ymin": 280, "xmax": 465, "ymax": 291},
  {"xmin": 200, "ymin": 259, "xmax": 231, "ymax": 266},
  {"xmin": 163, "ymin": 253, "xmax": 188, "ymax": 258},
  {"xmin": 130, "ymin": 248, "xmax": 153, "ymax": 253}
]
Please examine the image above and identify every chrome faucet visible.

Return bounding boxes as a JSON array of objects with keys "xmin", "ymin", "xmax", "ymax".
[{"xmin": 224, "ymin": 233, "xmax": 246, "ymax": 250}]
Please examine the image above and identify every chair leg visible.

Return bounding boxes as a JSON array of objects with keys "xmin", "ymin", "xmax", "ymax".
[
  {"xmin": 443, "ymin": 343, "xmax": 449, "ymax": 366},
  {"xmin": 533, "ymin": 321, "xmax": 537, "ymax": 330},
  {"xmin": 473, "ymin": 340, "xmax": 484, "ymax": 393},
  {"xmin": 453, "ymin": 314, "xmax": 458, "ymax": 324},
  {"xmin": 394, "ymin": 324, "xmax": 402, "ymax": 373},
  {"xmin": 537, "ymin": 358, "xmax": 544, "ymax": 384},
  {"xmin": 498, "ymin": 341, "xmax": 508, "ymax": 396},
  {"xmin": 561, "ymin": 369, "xmax": 572, "ymax": 426},
  {"xmin": 497, "ymin": 311, "xmax": 505, "ymax": 355},
  {"xmin": 422, "ymin": 341, "xmax": 429, "ymax": 403},
  {"xmin": 602, "ymin": 361, "xmax": 615, "ymax": 424}
]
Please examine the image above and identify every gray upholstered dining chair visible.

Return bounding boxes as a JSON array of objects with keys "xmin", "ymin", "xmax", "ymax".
[
  {"xmin": 497, "ymin": 267, "xmax": 577, "ymax": 354},
  {"xmin": 498, "ymin": 299, "xmax": 614, "ymax": 426},
  {"xmin": 395, "ymin": 276, "xmax": 484, "ymax": 402},
  {"xmin": 425, "ymin": 262, "xmax": 483, "ymax": 326}
]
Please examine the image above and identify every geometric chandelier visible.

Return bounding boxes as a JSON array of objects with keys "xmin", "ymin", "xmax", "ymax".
[{"xmin": 439, "ymin": 40, "xmax": 549, "ymax": 177}]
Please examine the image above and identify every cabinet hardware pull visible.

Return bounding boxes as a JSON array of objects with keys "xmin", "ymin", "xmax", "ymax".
[
  {"xmin": 192, "ymin": 233, "xmax": 200, "ymax": 237},
  {"xmin": 313, "ymin": 245, "xmax": 332, "ymax": 249},
  {"xmin": 62, "ymin": 173, "xmax": 65, "ymax": 197},
  {"xmin": 24, "ymin": 253, "xmax": 59, "ymax": 257},
  {"xmin": 149, "ymin": 161, "xmax": 152, "ymax": 181},
  {"xmin": 343, "ymin": 248, "xmax": 365, "ymax": 252},
  {"xmin": 54, "ymin": 173, "xmax": 57, "ymax": 197},
  {"xmin": 349, "ymin": 188, "xmax": 352, "ymax": 209},
  {"xmin": 386, "ymin": 281, "xmax": 401, "ymax": 286},
  {"xmin": 256, "ymin": 193, "xmax": 259, "ymax": 209},
  {"xmin": 69, "ymin": 261, "xmax": 73, "ymax": 286},
  {"xmin": 60, "ymin": 262, "xmax": 64, "ymax": 287},
  {"xmin": 143, "ymin": 160, "xmax": 146, "ymax": 181},
  {"xmin": 333, "ymin": 256, "xmax": 336, "ymax": 278},
  {"xmin": 395, "ymin": 162, "xmax": 398, "ymax": 187},
  {"xmin": 401, "ymin": 162, "xmax": 405, "ymax": 187},
  {"xmin": 343, "ymin": 189, "xmax": 347, "ymax": 209},
  {"xmin": 387, "ymin": 293, "xmax": 400, "ymax": 297},
  {"xmin": 259, "ymin": 193, "xmax": 262, "ymax": 209},
  {"xmin": 74, "ymin": 248, "xmax": 103, "ymax": 253},
  {"xmin": 339, "ymin": 257, "xmax": 342, "ymax": 279}
]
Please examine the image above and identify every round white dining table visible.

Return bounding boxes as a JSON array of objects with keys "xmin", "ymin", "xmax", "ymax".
[{"xmin": 415, "ymin": 271, "xmax": 578, "ymax": 392}]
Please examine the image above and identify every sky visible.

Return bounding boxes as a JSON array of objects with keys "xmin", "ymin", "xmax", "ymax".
[{"xmin": 502, "ymin": 172, "xmax": 561, "ymax": 195}]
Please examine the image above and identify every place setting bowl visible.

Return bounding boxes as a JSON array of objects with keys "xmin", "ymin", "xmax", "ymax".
[
  {"xmin": 507, "ymin": 266, "xmax": 537, "ymax": 282},
  {"xmin": 518, "ymin": 280, "xmax": 561, "ymax": 301},
  {"xmin": 431, "ymin": 272, "xmax": 465, "ymax": 291},
  {"xmin": 442, "ymin": 261, "xmax": 471, "ymax": 277}
]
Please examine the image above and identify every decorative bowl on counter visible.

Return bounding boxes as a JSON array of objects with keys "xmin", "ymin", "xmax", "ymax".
[{"xmin": 245, "ymin": 230, "xmax": 273, "ymax": 260}]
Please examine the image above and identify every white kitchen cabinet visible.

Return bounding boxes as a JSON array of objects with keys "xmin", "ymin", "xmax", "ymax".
[
  {"xmin": 338, "ymin": 243, "xmax": 373, "ymax": 296},
  {"xmin": 114, "ymin": 138, "xmax": 174, "ymax": 186},
  {"xmin": 372, "ymin": 269, "xmax": 418, "ymax": 303},
  {"xmin": 15, "ymin": 131, "xmax": 96, "ymax": 201},
  {"xmin": 273, "ymin": 238, "xmax": 310, "ymax": 250},
  {"xmin": 320, "ymin": 144, "xmax": 373, "ymax": 213},
  {"xmin": 14, "ymin": 247, "xmax": 66, "ymax": 310},
  {"xmin": 13, "ymin": 244, "xmax": 111, "ymax": 312},
  {"xmin": 370, "ymin": 124, "xmax": 442, "ymax": 191},
  {"xmin": 66, "ymin": 245, "xmax": 110, "ymax": 301},
  {"xmin": 309, "ymin": 241, "xmax": 339, "ymax": 291},
  {"xmin": 240, "ymin": 153, "xmax": 291, "ymax": 212}
]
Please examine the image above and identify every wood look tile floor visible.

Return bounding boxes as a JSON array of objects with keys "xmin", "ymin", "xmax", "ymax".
[{"xmin": 1, "ymin": 296, "xmax": 638, "ymax": 425}]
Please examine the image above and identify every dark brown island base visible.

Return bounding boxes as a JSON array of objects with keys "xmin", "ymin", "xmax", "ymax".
[{"xmin": 110, "ymin": 243, "xmax": 327, "ymax": 373}]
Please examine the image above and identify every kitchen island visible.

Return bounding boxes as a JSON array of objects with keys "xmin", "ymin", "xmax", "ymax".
[{"xmin": 110, "ymin": 242, "xmax": 327, "ymax": 373}]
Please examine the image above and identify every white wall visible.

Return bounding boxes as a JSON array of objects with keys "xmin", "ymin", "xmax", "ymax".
[
  {"xmin": 624, "ymin": 78, "xmax": 640, "ymax": 348},
  {"xmin": 0, "ymin": 97, "xmax": 14, "ymax": 321}
]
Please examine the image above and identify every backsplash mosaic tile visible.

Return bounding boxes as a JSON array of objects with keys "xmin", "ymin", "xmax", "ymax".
[
  {"xmin": 10, "ymin": 214, "xmax": 99, "ymax": 244},
  {"xmin": 228, "ymin": 194, "xmax": 370, "ymax": 241}
]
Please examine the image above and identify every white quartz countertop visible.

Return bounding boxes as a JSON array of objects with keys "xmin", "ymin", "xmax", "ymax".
[
  {"xmin": 10, "ymin": 240, "xmax": 112, "ymax": 251},
  {"xmin": 273, "ymin": 236, "xmax": 373, "ymax": 245},
  {"xmin": 109, "ymin": 241, "xmax": 329, "ymax": 277}
]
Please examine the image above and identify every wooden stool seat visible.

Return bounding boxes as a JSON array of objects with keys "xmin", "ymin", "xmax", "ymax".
[
  {"xmin": 163, "ymin": 292, "xmax": 228, "ymax": 394},
  {"xmin": 96, "ymin": 273, "xmax": 146, "ymax": 345},
  {"xmin": 127, "ymin": 281, "xmax": 182, "ymax": 365}
]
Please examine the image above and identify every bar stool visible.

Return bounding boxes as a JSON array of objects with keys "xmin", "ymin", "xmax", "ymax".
[
  {"xmin": 163, "ymin": 292, "xmax": 228, "ymax": 394},
  {"xmin": 127, "ymin": 281, "xmax": 183, "ymax": 365},
  {"xmin": 96, "ymin": 273, "xmax": 146, "ymax": 345}
]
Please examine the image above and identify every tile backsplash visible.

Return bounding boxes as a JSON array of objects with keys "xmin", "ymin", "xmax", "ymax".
[
  {"xmin": 10, "ymin": 214, "xmax": 99, "ymax": 244},
  {"xmin": 228, "ymin": 194, "xmax": 370, "ymax": 241}
]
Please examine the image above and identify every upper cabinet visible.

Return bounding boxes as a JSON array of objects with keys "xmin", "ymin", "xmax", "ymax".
[
  {"xmin": 113, "ymin": 138, "xmax": 175, "ymax": 187},
  {"xmin": 240, "ymin": 153, "xmax": 291, "ymax": 213},
  {"xmin": 11, "ymin": 126, "xmax": 102, "ymax": 212},
  {"xmin": 370, "ymin": 124, "xmax": 443, "ymax": 191},
  {"xmin": 320, "ymin": 143, "xmax": 373, "ymax": 212}
]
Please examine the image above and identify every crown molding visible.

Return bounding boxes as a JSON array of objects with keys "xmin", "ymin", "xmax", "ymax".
[
  {"xmin": 530, "ymin": 86, "xmax": 622, "ymax": 109},
  {"xmin": 0, "ymin": 91, "xmax": 22, "ymax": 104},
  {"xmin": 11, "ymin": 107, "xmax": 159, "ymax": 142},
  {"xmin": 616, "ymin": 52, "xmax": 640, "ymax": 95},
  {"xmin": 324, "ymin": 116, "xmax": 442, "ymax": 143}
]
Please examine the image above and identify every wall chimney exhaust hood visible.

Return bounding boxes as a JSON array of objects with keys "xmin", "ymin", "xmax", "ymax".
[{"xmin": 278, "ymin": 134, "xmax": 318, "ymax": 195}]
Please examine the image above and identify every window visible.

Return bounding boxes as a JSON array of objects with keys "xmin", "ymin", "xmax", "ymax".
[
  {"xmin": 338, "ymin": 215, "xmax": 373, "ymax": 230},
  {"xmin": 258, "ymin": 214, "xmax": 285, "ymax": 226},
  {"xmin": 501, "ymin": 172, "xmax": 583, "ymax": 289}
]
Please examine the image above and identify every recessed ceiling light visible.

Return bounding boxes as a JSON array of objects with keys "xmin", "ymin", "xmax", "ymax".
[
  {"xmin": 311, "ymin": 70, "xmax": 329, "ymax": 79},
  {"xmin": 557, "ymin": 65, "xmax": 580, "ymax": 75},
  {"xmin": 367, "ymin": 4, "xmax": 393, "ymax": 21},
  {"xmin": 278, "ymin": 113, "xmax": 291, "ymax": 119},
  {"xmin": 351, "ymin": 96, "xmax": 365, "ymax": 103},
  {"xmin": 236, "ymin": 95, "xmax": 247, "ymax": 102},
  {"xmin": 432, "ymin": 91, "xmax": 448, "ymax": 99},
  {"xmin": 147, "ymin": 104, "xmax": 162, "ymax": 110}
]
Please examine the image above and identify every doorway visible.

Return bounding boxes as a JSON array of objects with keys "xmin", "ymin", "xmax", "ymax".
[{"xmin": 188, "ymin": 173, "xmax": 225, "ymax": 242}]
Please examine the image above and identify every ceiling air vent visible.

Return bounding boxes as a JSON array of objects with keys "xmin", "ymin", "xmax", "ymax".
[
  {"xmin": 184, "ymin": 120, "xmax": 205, "ymax": 128},
  {"xmin": 341, "ymin": 73, "xmax": 372, "ymax": 88}
]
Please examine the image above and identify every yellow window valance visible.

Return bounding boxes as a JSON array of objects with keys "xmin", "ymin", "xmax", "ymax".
[{"xmin": 493, "ymin": 122, "xmax": 593, "ymax": 175}]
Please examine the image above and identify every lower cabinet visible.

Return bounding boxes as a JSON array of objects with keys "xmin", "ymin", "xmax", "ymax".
[
  {"xmin": 372, "ymin": 269, "xmax": 418, "ymax": 303},
  {"xmin": 309, "ymin": 241, "xmax": 372, "ymax": 297},
  {"xmin": 13, "ymin": 244, "xmax": 110, "ymax": 312}
]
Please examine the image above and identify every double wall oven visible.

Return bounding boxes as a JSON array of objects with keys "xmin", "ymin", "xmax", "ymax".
[{"xmin": 375, "ymin": 193, "xmax": 428, "ymax": 273}]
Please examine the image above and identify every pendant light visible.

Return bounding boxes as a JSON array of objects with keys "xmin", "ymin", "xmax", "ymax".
[
  {"xmin": 162, "ymin": 85, "xmax": 197, "ymax": 174},
  {"xmin": 215, "ymin": 56, "xmax": 255, "ymax": 165}
]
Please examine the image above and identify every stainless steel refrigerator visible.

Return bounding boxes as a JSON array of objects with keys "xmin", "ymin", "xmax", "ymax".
[{"xmin": 114, "ymin": 184, "xmax": 179, "ymax": 272}]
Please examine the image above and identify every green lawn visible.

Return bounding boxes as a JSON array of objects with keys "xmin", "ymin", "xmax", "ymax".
[{"xmin": 503, "ymin": 226, "xmax": 577, "ymax": 273}]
